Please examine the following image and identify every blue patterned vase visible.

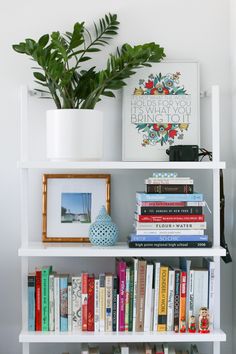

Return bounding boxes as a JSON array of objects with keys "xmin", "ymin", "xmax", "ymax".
[{"xmin": 89, "ymin": 206, "xmax": 119, "ymax": 246}]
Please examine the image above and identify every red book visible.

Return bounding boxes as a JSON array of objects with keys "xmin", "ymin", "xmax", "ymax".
[
  {"xmin": 35, "ymin": 268, "xmax": 42, "ymax": 331},
  {"xmin": 82, "ymin": 273, "xmax": 88, "ymax": 331},
  {"xmin": 117, "ymin": 260, "xmax": 126, "ymax": 331},
  {"xmin": 87, "ymin": 274, "xmax": 95, "ymax": 331},
  {"xmin": 136, "ymin": 214, "xmax": 205, "ymax": 223},
  {"xmin": 179, "ymin": 271, "xmax": 187, "ymax": 332}
]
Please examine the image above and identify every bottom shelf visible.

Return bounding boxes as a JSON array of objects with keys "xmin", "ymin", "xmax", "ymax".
[{"xmin": 19, "ymin": 329, "xmax": 226, "ymax": 343}]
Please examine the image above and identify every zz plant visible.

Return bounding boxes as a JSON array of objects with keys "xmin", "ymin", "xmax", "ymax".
[{"xmin": 13, "ymin": 14, "xmax": 165, "ymax": 109}]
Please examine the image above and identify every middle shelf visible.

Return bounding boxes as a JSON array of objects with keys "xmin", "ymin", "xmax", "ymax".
[{"xmin": 18, "ymin": 242, "xmax": 226, "ymax": 257}]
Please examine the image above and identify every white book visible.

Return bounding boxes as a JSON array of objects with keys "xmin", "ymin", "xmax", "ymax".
[
  {"xmin": 184, "ymin": 259, "xmax": 192, "ymax": 328},
  {"xmin": 163, "ymin": 343, "xmax": 169, "ymax": 354},
  {"xmin": 94, "ymin": 279, "xmax": 100, "ymax": 332},
  {"xmin": 99, "ymin": 273, "xmax": 105, "ymax": 332},
  {"xmin": 135, "ymin": 229, "xmax": 204, "ymax": 236},
  {"xmin": 193, "ymin": 270, "xmax": 209, "ymax": 321},
  {"xmin": 153, "ymin": 262, "xmax": 160, "ymax": 332},
  {"xmin": 68, "ymin": 284, "xmax": 72, "ymax": 331},
  {"xmin": 72, "ymin": 276, "xmax": 82, "ymax": 331},
  {"xmin": 116, "ymin": 293, "xmax": 119, "ymax": 332},
  {"xmin": 144, "ymin": 264, "xmax": 153, "ymax": 331},
  {"xmin": 150, "ymin": 288, "xmax": 155, "ymax": 331},
  {"xmin": 188, "ymin": 270, "xmax": 195, "ymax": 322},
  {"xmin": 203, "ymin": 258, "xmax": 215, "ymax": 329},
  {"xmin": 54, "ymin": 276, "xmax": 60, "ymax": 332},
  {"xmin": 132, "ymin": 258, "xmax": 138, "ymax": 331},
  {"xmin": 105, "ymin": 274, "xmax": 113, "ymax": 332},
  {"xmin": 49, "ymin": 274, "xmax": 55, "ymax": 331},
  {"xmin": 145, "ymin": 178, "xmax": 193, "ymax": 184},
  {"xmin": 135, "ymin": 222, "xmax": 207, "ymax": 230},
  {"xmin": 120, "ymin": 344, "xmax": 129, "ymax": 354},
  {"xmin": 167, "ymin": 270, "xmax": 175, "ymax": 331}
]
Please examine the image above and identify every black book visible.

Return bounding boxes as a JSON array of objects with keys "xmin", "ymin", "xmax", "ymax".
[
  {"xmin": 128, "ymin": 241, "xmax": 212, "ymax": 248},
  {"xmin": 174, "ymin": 270, "xmax": 181, "ymax": 332},
  {"xmin": 138, "ymin": 206, "xmax": 203, "ymax": 215},
  {"xmin": 112, "ymin": 275, "xmax": 118, "ymax": 332},
  {"xmin": 146, "ymin": 184, "xmax": 193, "ymax": 194}
]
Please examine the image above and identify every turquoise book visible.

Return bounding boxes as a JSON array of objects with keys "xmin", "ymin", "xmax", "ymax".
[
  {"xmin": 60, "ymin": 276, "xmax": 68, "ymax": 331},
  {"xmin": 136, "ymin": 192, "xmax": 203, "ymax": 202},
  {"xmin": 42, "ymin": 266, "xmax": 53, "ymax": 331},
  {"xmin": 28, "ymin": 274, "xmax": 35, "ymax": 331}
]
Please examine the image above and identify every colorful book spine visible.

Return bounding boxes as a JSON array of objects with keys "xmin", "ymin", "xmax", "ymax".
[
  {"xmin": 125, "ymin": 267, "xmax": 130, "ymax": 332},
  {"xmin": 129, "ymin": 235, "xmax": 208, "ymax": 242},
  {"xmin": 132, "ymin": 258, "xmax": 138, "ymax": 332},
  {"xmin": 82, "ymin": 273, "xmax": 88, "ymax": 331},
  {"xmin": 137, "ymin": 206, "xmax": 203, "ymax": 215},
  {"xmin": 112, "ymin": 276, "xmax": 118, "ymax": 332},
  {"xmin": 135, "ymin": 229, "xmax": 204, "ymax": 236},
  {"xmin": 146, "ymin": 184, "xmax": 193, "ymax": 194},
  {"xmin": 105, "ymin": 273, "xmax": 113, "ymax": 332},
  {"xmin": 60, "ymin": 276, "xmax": 68, "ymax": 332},
  {"xmin": 136, "ymin": 192, "xmax": 203, "ymax": 202},
  {"xmin": 135, "ymin": 222, "xmax": 207, "ymax": 230},
  {"xmin": 135, "ymin": 259, "xmax": 147, "ymax": 332},
  {"xmin": 42, "ymin": 266, "xmax": 52, "ymax": 331},
  {"xmin": 99, "ymin": 273, "xmax": 105, "ymax": 332},
  {"xmin": 174, "ymin": 270, "xmax": 180, "ymax": 333},
  {"xmin": 28, "ymin": 274, "xmax": 35, "ymax": 331},
  {"xmin": 137, "ymin": 201, "xmax": 205, "ymax": 207},
  {"xmin": 72, "ymin": 276, "xmax": 82, "ymax": 331},
  {"xmin": 49, "ymin": 273, "xmax": 55, "ymax": 331},
  {"xmin": 128, "ymin": 265, "xmax": 134, "ymax": 331},
  {"xmin": 88, "ymin": 274, "xmax": 95, "ymax": 331},
  {"xmin": 35, "ymin": 268, "xmax": 42, "ymax": 331},
  {"xmin": 153, "ymin": 262, "xmax": 160, "ymax": 332},
  {"xmin": 128, "ymin": 241, "xmax": 212, "ymax": 248},
  {"xmin": 94, "ymin": 278, "xmax": 100, "ymax": 332},
  {"xmin": 136, "ymin": 215, "xmax": 205, "ymax": 223},
  {"xmin": 54, "ymin": 276, "xmax": 60, "ymax": 331},
  {"xmin": 144, "ymin": 264, "xmax": 153, "ymax": 332},
  {"xmin": 167, "ymin": 270, "xmax": 175, "ymax": 331},
  {"xmin": 157, "ymin": 266, "xmax": 169, "ymax": 331},
  {"xmin": 179, "ymin": 271, "xmax": 187, "ymax": 329},
  {"xmin": 68, "ymin": 284, "xmax": 72, "ymax": 331},
  {"xmin": 117, "ymin": 260, "xmax": 126, "ymax": 331}
]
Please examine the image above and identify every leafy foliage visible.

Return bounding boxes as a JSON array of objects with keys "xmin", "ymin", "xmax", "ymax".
[{"xmin": 13, "ymin": 14, "xmax": 166, "ymax": 109}]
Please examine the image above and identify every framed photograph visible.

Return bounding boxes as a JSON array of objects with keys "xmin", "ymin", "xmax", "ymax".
[
  {"xmin": 42, "ymin": 174, "xmax": 110, "ymax": 242},
  {"xmin": 122, "ymin": 61, "xmax": 200, "ymax": 161}
]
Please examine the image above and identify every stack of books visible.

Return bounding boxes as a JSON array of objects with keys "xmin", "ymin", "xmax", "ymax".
[
  {"xmin": 128, "ymin": 172, "xmax": 211, "ymax": 249},
  {"xmin": 28, "ymin": 258, "xmax": 214, "ymax": 334},
  {"xmin": 61, "ymin": 344, "xmax": 199, "ymax": 354}
]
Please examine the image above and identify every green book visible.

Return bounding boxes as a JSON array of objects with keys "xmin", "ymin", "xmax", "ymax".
[
  {"xmin": 128, "ymin": 262, "xmax": 134, "ymax": 331},
  {"xmin": 42, "ymin": 266, "xmax": 52, "ymax": 331}
]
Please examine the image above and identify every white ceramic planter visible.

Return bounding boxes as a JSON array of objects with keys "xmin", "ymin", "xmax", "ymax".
[{"xmin": 46, "ymin": 109, "xmax": 103, "ymax": 160}]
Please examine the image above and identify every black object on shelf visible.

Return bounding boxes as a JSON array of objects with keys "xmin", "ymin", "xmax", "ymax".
[{"xmin": 166, "ymin": 145, "xmax": 199, "ymax": 161}]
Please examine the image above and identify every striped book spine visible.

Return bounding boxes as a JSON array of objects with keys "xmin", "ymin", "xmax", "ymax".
[{"xmin": 72, "ymin": 276, "xmax": 82, "ymax": 331}]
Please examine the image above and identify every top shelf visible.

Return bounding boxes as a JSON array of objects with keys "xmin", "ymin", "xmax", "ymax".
[{"xmin": 18, "ymin": 161, "xmax": 226, "ymax": 170}]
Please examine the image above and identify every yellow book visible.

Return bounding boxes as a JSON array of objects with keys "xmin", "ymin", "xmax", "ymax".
[{"xmin": 157, "ymin": 266, "xmax": 169, "ymax": 331}]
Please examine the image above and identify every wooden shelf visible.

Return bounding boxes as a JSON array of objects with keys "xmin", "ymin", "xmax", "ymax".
[
  {"xmin": 18, "ymin": 160, "xmax": 226, "ymax": 170},
  {"xmin": 19, "ymin": 329, "xmax": 226, "ymax": 343},
  {"xmin": 18, "ymin": 242, "xmax": 226, "ymax": 257}
]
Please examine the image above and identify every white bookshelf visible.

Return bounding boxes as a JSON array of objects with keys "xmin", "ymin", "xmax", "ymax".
[{"xmin": 18, "ymin": 85, "xmax": 226, "ymax": 354}]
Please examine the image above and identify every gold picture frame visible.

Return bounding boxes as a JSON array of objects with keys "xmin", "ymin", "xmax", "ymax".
[{"xmin": 42, "ymin": 174, "xmax": 111, "ymax": 242}]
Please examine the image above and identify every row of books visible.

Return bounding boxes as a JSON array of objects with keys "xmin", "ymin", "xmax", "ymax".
[
  {"xmin": 128, "ymin": 173, "xmax": 211, "ymax": 249},
  {"xmin": 28, "ymin": 258, "xmax": 214, "ymax": 333},
  {"xmin": 60, "ymin": 343, "xmax": 200, "ymax": 354}
]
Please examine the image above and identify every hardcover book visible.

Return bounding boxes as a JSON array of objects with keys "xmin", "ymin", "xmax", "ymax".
[
  {"xmin": 72, "ymin": 276, "xmax": 82, "ymax": 331},
  {"xmin": 88, "ymin": 274, "xmax": 95, "ymax": 331},
  {"xmin": 136, "ymin": 192, "xmax": 203, "ymax": 202},
  {"xmin": 49, "ymin": 273, "xmax": 55, "ymax": 331},
  {"xmin": 135, "ymin": 259, "xmax": 147, "ymax": 331},
  {"xmin": 82, "ymin": 273, "xmax": 88, "ymax": 331},
  {"xmin": 35, "ymin": 268, "xmax": 42, "ymax": 331},
  {"xmin": 174, "ymin": 270, "xmax": 181, "ymax": 332},
  {"xmin": 105, "ymin": 273, "xmax": 113, "ymax": 332},
  {"xmin": 135, "ymin": 214, "xmax": 204, "ymax": 223},
  {"xmin": 60, "ymin": 276, "xmax": 68, "ymax": 332},
  {"xmin": 54, "ymin": 276, "xmax": 60, "ymax": 331},
  {"xmin": 157, "ymin": 266, "xmax": 169, "ymax": 331},
  {"xmin": 146, "ymin": 184, "xmax": 193, "ymax": 194},
  {"xmin": 28, "ymin": 273, "xmax": 35, "ymax": 331},
  {"xmin": 117, "ymin": 260, "xmax": 126, "ymax": 331},
  {"xmin": 137, "ymin": 206, "xmax": 203, "ymax": 215},
  {"xmin": 99, "ymin": 273, "xmax": 106, "ymax": 332},
  {"xmin": 42, "ymin": 265, "xmax": 52, "ymax": 331}
]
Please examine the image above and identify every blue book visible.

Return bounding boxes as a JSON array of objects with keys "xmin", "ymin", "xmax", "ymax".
[
  {"xmin": 60, "ymin": 276, "xmax": 68, "ymax": 332},
  {"xmin": 136, "ymin": 192, "xmax": 203, "ymax": 202},
  {"xmin": 28, "ymin": 274, "xmax": 35, "ymax": 331},
  {"xmin": 129, "ymin": 233, "xmax": 208, "ymax": 242}
]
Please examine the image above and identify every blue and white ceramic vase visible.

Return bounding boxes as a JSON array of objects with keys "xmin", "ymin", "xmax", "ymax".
[{"xmin": 89, "ymin": 206, "xmax": 119, "ymax": 246}]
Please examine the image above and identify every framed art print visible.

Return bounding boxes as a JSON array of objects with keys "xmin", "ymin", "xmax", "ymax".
[
  {"xmin": 122, "ymin": 61, "xmax": 200, "ymax": 161},
  {"xmin": 42, "ymin": 174, "xmax": 110, "ymax": 242}
]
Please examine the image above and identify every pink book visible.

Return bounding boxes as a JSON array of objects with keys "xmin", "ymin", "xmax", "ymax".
[{"xmin": 117, "ymin": 260, "xmax": 126, "ymax": 331}]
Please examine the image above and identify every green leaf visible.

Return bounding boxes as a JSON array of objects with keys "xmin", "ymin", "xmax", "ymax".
[
  {"xmin": 69, "ymin": 22, "xmax": 84, "ymax": 50},
  {"xmin": 33, "ymin": 72, "xmax": 46, "ymax": 81},
  {"xmin": 38, "ymin": 34, "xmax": 49, "ymax": 48},
  {"xmin": 102, "ymin": 90, "xmax": 115, "ymax": 97}
]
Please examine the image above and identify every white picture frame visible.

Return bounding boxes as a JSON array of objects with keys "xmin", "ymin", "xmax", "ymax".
[{"xmin": 122, "ymin": 61, "xmax": 200, "ymax": 161}]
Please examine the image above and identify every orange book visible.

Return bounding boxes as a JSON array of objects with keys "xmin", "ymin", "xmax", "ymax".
[
  {"xmin": 82, "ymin": 273, "xmax": 88, "ymax": 331},
  {"xmin": 179, "ymin": 271, "xmax": 187, "ymax": 332}
]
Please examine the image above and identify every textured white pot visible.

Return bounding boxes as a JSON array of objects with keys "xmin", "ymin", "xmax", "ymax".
[{"xmin": 46, "ymin": 109, "xmax": 103, "ymax": 160}]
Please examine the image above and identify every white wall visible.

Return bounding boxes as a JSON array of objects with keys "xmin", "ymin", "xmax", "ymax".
[{"xmin": 0, "ymin": 0, "xmax": 233, "ymax": 353}]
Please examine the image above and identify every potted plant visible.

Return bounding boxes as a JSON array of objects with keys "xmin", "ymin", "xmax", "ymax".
[{"xmin": 13, "ymin": 13, "xmax": 165, "ymax": 160}]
